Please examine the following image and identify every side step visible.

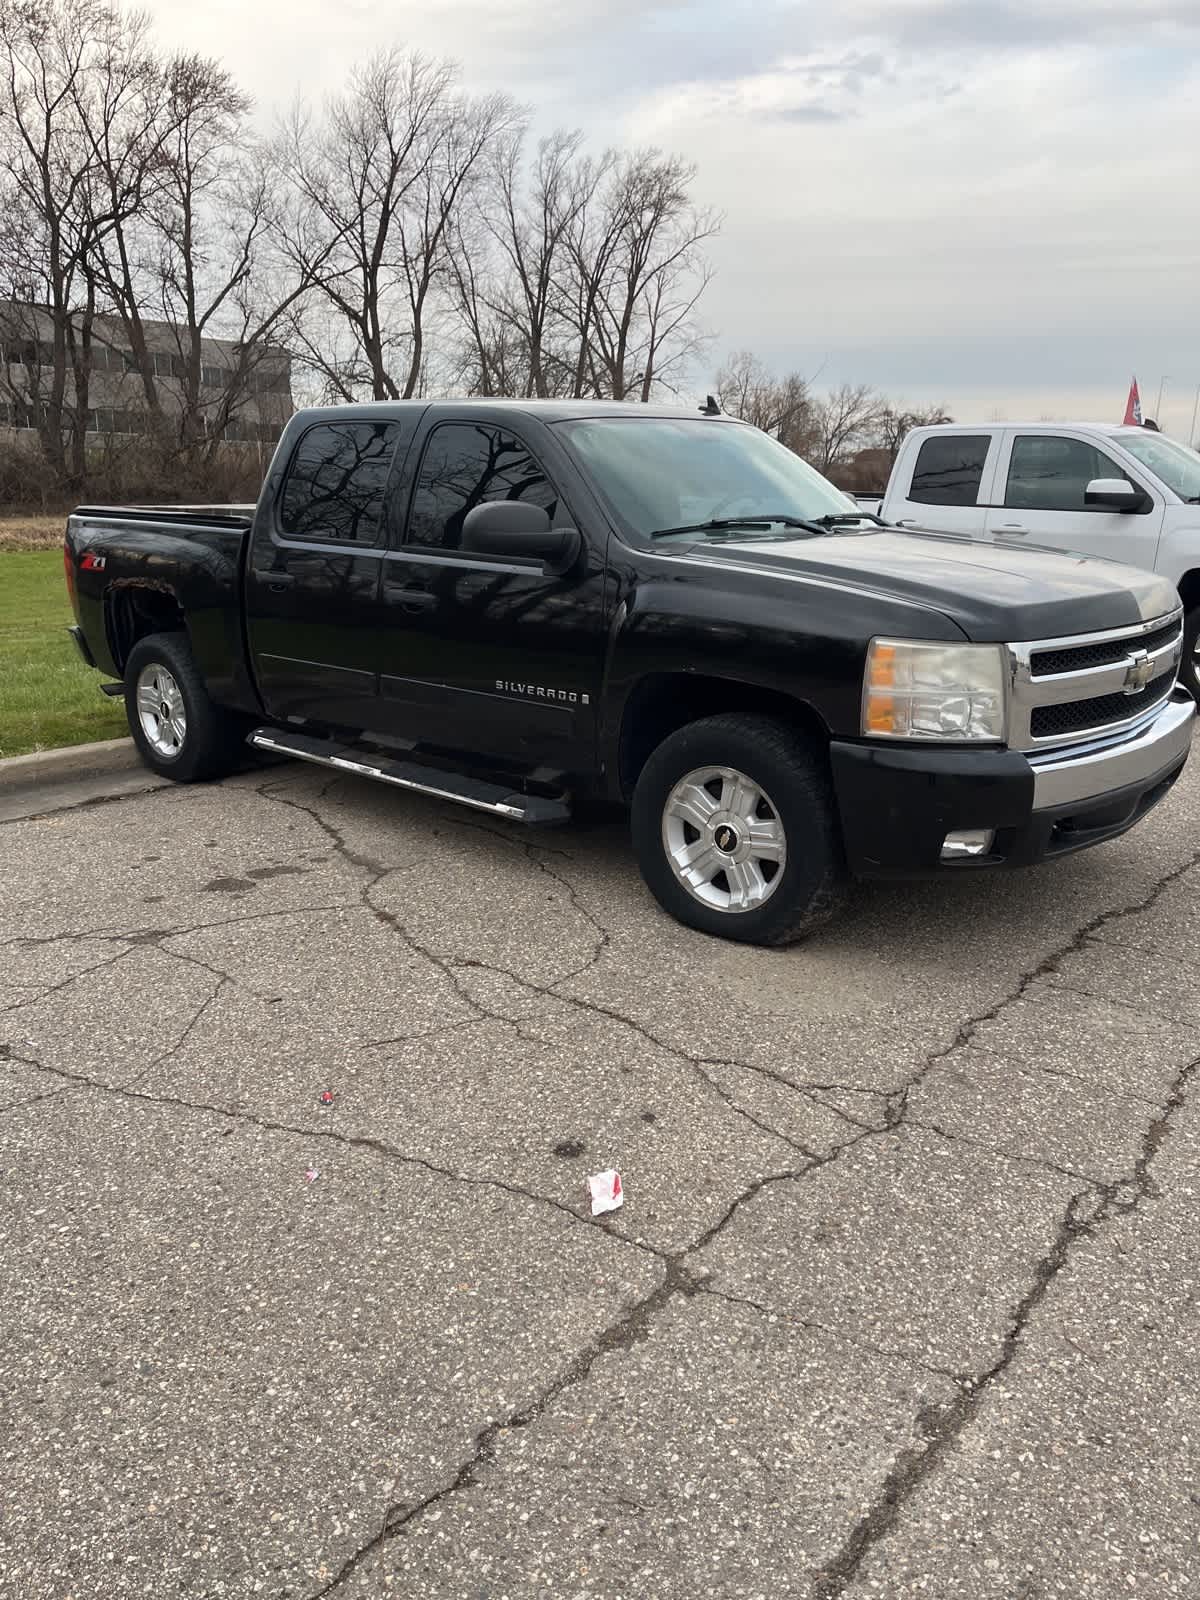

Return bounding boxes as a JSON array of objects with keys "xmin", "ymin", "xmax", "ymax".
[{"xmin": 248, "ymin": 727, "xmax": 571, "ymax": 825}]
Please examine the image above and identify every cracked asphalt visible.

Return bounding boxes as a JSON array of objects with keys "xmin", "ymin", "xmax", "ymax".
[{"xmin": 3, "ymin": 752, "xmax": 1200, "ymax": 1599}]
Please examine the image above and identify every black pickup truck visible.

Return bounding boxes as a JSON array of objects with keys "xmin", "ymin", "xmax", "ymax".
[{"xmin": 65, "ymin": 400, "xmax": 1195, "ymax": 945}]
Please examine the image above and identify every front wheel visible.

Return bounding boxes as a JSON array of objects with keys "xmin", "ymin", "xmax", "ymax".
[
  {"xmin": 630, "ymin": 713, "xmax": 847, "ymax": 946},
  {"xmin": 123, "ymin": 632, "xmax": 244, "ymax": 782},
  {"xmin": 1180, "ymin": 607, "xmax": 1200, "ymax": 701}
]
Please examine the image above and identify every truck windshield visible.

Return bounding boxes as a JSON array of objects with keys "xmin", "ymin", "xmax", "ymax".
[
  {"xmin": 1118, "ymin": 432, "xmax": 1200, "ymax": 503},
  {"xmin": 558, "ymin": 417, "xmax": 861, "ymax": 540}
]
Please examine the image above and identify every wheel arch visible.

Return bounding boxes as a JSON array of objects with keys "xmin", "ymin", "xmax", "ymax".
[
  {"xmin": 616, "ymin": 672, "xmax": 830, "ymax": 801},
  {"xmin": 105, "ymin": 582, "xmax": 187, "ymax": 675}
]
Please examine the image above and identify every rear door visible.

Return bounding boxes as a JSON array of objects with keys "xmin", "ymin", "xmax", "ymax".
[
  {"xmin": 983, "ymin": 432, "xmax": 1164, "ymax": 567},
  {"xmin": 887, "ymin": 431, "xmax": 999, "ymax": 536},
  {"xmin": 245, "ymin": 416, "xmax": 406, "ymax": 727},
  {"xmin": 370, "ymin": 415, "xmax": 609, "ymax": 772}
]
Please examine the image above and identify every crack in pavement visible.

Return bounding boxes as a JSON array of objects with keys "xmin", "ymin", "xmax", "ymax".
[
  {"xmin": 13, "ymin": 768, "xmax": 1200, "ymax": 1596},
  {"xmin": 252, "ymin": 779, "xmax": 849, "ymax": 1177},
  {"xmin": 1039, "ymin": 971, "xmax": 1200, "ymax": 1035},
  {"xmin": 243, "ymin": 781, "xmax": 1200, "ymax": 1596},
  {"xmin": 961, "ymin": 1038, "xmax": 1169, "ymax": 1109},
  {"xmin": 699, "ymin": 1282, "xmax": 970, "ymax": 1388},
  {"xmin": 903, "ymin": 1116, "xmax": 1112, "ymax": 1186},
  {"xmin": 0, "ymin": 1035, "xmax": 663, "ymax": 1260},
  {"xmin": 443, "ymin": 813, "xmax": 613, "ymax": 989},
  {"xmin": 0, "ymin": 944, "xmax": 131, "ymax": 1015},
  {"xmin": 809, "ymin": 1043, "xmax": 1200, "ymax": 1597},
  {"xmin": 0, "ymin": 899, "xmax": 362, "ymax": 954},
  {"xmin": 308, "ymin": 1257, "xmax": 701, "ymax": 1598}
]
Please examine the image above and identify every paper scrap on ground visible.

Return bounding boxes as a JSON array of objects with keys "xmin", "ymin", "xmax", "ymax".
[{"xmin": 588, "ymin": 1169, "xmax": 623, "ymax": 1215}]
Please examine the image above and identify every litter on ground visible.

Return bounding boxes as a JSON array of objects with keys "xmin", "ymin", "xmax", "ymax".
[{"xmin": 587, "ymin": 1169, "xmax": 623, "ymax": 1216}]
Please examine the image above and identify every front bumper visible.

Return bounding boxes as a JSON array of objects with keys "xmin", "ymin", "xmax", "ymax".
[{"xmin": 830, "ymin": 689, "xmax": 1195, "ymax": 878}]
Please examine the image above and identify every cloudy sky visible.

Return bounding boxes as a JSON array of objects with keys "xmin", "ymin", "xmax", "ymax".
[{"xmin": 144, "ymin": 0, "xmax": 1200, "ymax": 434}]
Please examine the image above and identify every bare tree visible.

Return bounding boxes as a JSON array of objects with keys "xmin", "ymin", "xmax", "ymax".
[
  {"xmin": 808, "ymin": 383, "xmax": 887, "ymax": 474},
  {"xmin": 148, "ymin": 54, "xmax": 306, "ymax": 453},
  {"xmin": 70, "ymin": 4, "xmax": 167, "ymax": 434},
  {"xmin": 874, "ymin": 402, "xmax": 952, "ymax": 462},
  {"xmin": 276, "ymin": 50, "xmax": 515, "ymax": 403},
  {"xmin": 715, "ymin": 349, "xmax": 812, "ymax": 448},
  {"xmin": 0, "ymin": 0, "xmax": 131, "ymax": 480},
  {"xmin": 275, "ymin": 51, "xmax": 453, "ymax": 400},
  {"xmin": 480, "ymin": 128, "xmax": 585, "ymax": 398},
  {"xmin": 567, "ymin": 149, "xmax": 718, "ymax": 401},
  {"xmin": 392, "ymin": 86, "xmax": 518, "ymax": 400},
  {"xmin": 0, "ymin": 5, "xmax": 723, "ymax": 496}
]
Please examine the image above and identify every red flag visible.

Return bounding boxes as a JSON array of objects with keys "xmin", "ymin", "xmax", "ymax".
[{"xmin": 1123, "ymin": 377, "xmax": 1142, "ymax": 426}]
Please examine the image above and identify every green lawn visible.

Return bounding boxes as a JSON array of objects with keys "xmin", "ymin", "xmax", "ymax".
[{"xmin": 0, "ymin": 550, "xmax": 128, "ymax": 758}]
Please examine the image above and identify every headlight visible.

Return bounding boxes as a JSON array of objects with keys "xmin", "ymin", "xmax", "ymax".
[{"xmin": 862, "ymin": 639, "xmax": 1007, "ymax": 742}]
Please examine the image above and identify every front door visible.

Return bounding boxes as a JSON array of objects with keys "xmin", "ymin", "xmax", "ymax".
[
  {"xmin": 984, "ymin": 432, "xmax": 1164, "ymax": 569},
  {"xmin": 370, "ymin": 418, "xmax": 608, "ymax": 773},
  {"xmin": 245, "ymin": 417, "xmax": 407, "ymax": 726}
]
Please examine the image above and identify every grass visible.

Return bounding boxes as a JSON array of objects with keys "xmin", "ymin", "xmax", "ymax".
[
  {"xmin": 0, "ymin": 547, "xmax": 128, "ymax": 757},
  {"xmin": 0, "ymin": 515, "xmax": 65, "ymax": 551}
]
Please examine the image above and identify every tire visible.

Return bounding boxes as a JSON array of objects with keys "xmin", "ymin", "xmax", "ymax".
[
  {"xmin": 630, "ymin": 713, "xmax": 847, "ymax": 946},
  {"xmin": 123, "ymin": 632, "xmax": 244, "ymax": 782},
  {"xmin": 1180, "ymin": 607, "xmax": 1200, "ymax": 701}
]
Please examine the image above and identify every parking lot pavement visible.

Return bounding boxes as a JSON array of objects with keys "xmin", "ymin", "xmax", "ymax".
[{"xmin": 2, "ymin": 754, "xmax": 1200, "ymax": 1599}]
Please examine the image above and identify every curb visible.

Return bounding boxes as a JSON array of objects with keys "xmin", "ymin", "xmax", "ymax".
[{"xmin": 0, "ymin": 736, "xmax": 142, "ymax": 793}]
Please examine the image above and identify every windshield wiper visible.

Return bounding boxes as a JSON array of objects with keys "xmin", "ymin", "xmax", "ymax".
[
  {"xmin": 809, "ymin": 511, "xmax": 888, "ymax": 527},
  {"xmin": 649, "ymin": 515, "xmax": 830, "ymax": 539}
]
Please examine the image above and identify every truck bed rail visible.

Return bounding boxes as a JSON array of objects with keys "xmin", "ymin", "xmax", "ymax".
[{"xmin": 72, "ymin": 504, "xmax": 255, "ymax": 530}]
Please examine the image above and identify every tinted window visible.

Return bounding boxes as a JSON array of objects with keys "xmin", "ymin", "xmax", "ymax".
[
  {"xmin": 908, "ymin": 434, "xmax": 990, "ymax": 505},
  {"xmin": 280, "ymin": 421, "xmax": 400, "ymax": 543},
  {"xmin": 1006, "ymin": 435, "xmax": 1133, "ymax": 512},
  {"xmin": 407, "ymin": 423, "xmax": 557, "ymax": 550}
]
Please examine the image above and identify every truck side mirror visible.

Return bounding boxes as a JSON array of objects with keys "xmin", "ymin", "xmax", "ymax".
[
  {"xmin": 1084, "ymin": 478, "xmax": 1149, "ymax": 513},
  {"xmin": 461, "ymin": 501, "xmax": 581, "ymax": 574}
]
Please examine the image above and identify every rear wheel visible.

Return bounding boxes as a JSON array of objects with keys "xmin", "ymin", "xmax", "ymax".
[
  {"xmin": 123, "ymin": 632, "xmax": 244, "ymax": 782},
  {"xmin": 631, "ymin": 713, "xmax": 847, "ymax": 945}
]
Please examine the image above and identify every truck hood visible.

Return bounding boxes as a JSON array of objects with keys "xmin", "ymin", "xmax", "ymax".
[{"xmin": 681, "ymin": 528, "xmax": 1178, "ymax": 641}]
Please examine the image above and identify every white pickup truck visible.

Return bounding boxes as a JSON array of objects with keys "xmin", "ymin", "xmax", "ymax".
[{"xmin": 868, "ymin": 423, "xmax": 1200, "ymax": 694}]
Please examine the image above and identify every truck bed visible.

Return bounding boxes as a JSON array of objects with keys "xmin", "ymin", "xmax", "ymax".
[{"xmin": 66, "ymin": 504, "xmax": 256, "ymax": 706}]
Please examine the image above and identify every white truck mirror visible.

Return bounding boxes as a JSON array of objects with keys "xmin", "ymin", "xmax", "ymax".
[{"xmin": 1084, "ymin": 478, "xmax": 1148, "ymax": 513}]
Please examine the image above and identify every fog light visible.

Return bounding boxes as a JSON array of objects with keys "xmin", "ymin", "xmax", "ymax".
[{"xmin": 941, "ymin": 828, "xmax": 995, "ymax": 861}]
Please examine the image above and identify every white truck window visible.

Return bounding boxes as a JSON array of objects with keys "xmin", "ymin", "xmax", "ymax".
[
  {"xmin": 1005, "ymin": 435, "xmax": 1139, "ymax": 514},
  {"xmin": 909, "ymin": 435, "xmax": 990, "ymax": 505},
  {"xmin": 1119, "ymin": 433, "xmax": 1200, "ymax": 503}
]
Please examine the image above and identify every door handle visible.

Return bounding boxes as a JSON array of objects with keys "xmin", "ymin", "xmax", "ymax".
[
  {"xmin": 895, "ymin": 518, "xmax": 918, "ymax": 528},
  {"xmin": 387, "ymin": 584, "xmax": 438, "ymax": 613},
  {"xmin": 254, "ymin": 570, "xmax": 296, "ymax": 590},
  {"xmin": 996, "ymin": 523, "xmax": 1029, "ymax": 536}
]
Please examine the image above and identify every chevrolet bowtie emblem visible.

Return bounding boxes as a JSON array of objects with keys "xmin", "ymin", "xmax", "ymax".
[{"xmin": 1122, "ymin": 649, "xmax": 1154, "ymax": 695}]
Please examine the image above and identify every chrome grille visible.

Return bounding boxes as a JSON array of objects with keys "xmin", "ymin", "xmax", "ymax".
[
  {"xmin": 1007, "ymin": 610, "xmax": 1183, "ymax": 752},
  {"xmin": 1029, "ymin": 670, "xmax": 1176, "ymax": 740},
  {"xmin": 1030, "ymin": 619, "xmax": 1181, "ymax": 677}
]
